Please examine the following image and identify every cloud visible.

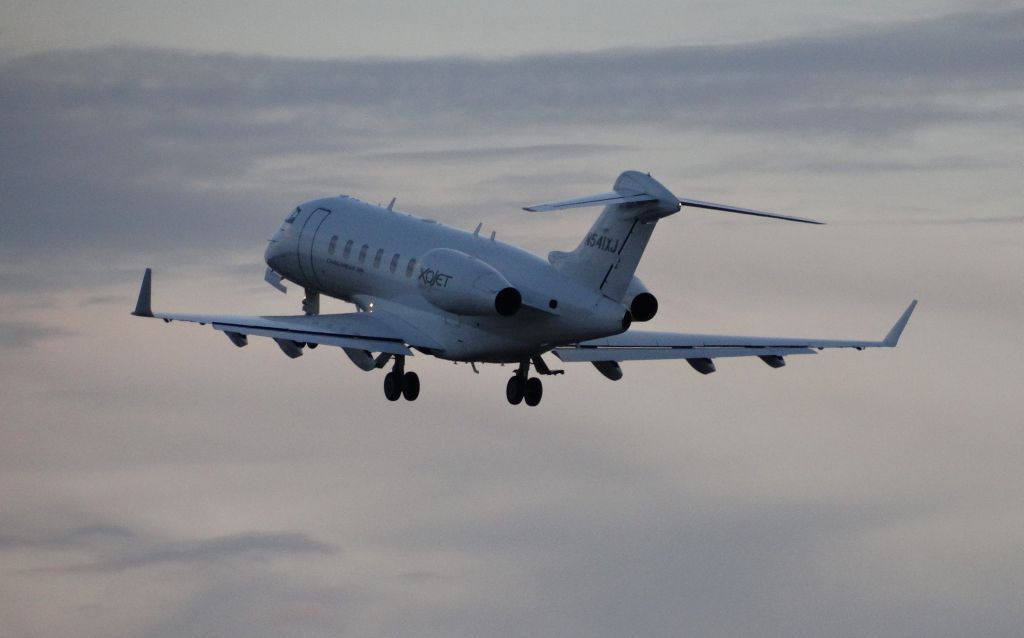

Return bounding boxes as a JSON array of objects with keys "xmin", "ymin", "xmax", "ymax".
[
  {"xmin": 1, "ymin": 10, "xmax": 1022, "ymax": 638},
  {"xmin": 0, "ymin": 524, "xmax": 135, "ymax": 549},
  {"xmin": 78, "ymin": 531, "xmax": 338, "ymax": 572},
  {"xmin": 0, "ymin": 7, "xmax": 1020, "ymax": 265},
  {"xmin": 0, "ymin": 321, "xmax": 73, "ymax": 348},
  {"xmin": 363, "ymin": 143, "xmax": 628, "ymax": 163},
  {"xmin": 78, "ymin": 293, "xmax": 130, "ymax": 306},
  {"xmin": 0, "ymin": 517, "xmax": 336, "ymax": 572},
  {"xmin": 137, "ymin": 575, "xmax": 361, "ymax": 638}
]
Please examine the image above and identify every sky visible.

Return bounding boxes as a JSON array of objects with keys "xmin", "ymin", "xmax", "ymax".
[{"xmin": 1, "ymin": 2, "xmax": 1022, "ymax": 637}]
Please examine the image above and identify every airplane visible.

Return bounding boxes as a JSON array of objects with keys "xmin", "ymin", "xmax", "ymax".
[{"xmin": 132, "ymin": 170, "xmax": 916, "ymax": 406}]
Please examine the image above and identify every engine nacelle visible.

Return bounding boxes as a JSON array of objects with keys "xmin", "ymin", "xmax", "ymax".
[
  {"xmin": 418, "ymin": 248, "xmax": 522, "ymax": 316},
  {"xmin": 623, "ymin": 276, "xmax": 658, "ymax": 322}
]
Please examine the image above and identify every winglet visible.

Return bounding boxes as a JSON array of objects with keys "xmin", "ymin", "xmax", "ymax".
[
  {"xmin": 132, "ymin": 268, "xmax": 154, "ymax": 317},
  {"xmin": 883, "ymin": 299, "xmax": 917, "ymax": 346}
]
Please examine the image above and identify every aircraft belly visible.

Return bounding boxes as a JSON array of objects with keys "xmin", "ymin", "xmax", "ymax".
[{"xmin": 434, "ymin": 331, "xmax": 540, "ymax": 362}]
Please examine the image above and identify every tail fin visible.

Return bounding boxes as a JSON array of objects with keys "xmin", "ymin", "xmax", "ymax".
[{"xmin": 537, "ymin": 171, "xmax": 680, "ymax": 300}]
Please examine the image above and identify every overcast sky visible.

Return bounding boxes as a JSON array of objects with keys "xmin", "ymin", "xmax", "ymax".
[{"xmin": 1, "ymin": 2, "xmax": 1023, "ymax": 637}]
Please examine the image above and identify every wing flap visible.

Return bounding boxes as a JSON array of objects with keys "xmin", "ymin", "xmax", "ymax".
[
  {"xmin": 211, "ymin": 320, "xmax": 412, "ymax": 355},
  {"xmin": 155, "ymin": 311, "xmax": 415, "ymax": 355},
  {"xmin": 134, "ymin": 268, "xmax": 425, "ymax": 355},
  {"xmin": 554, "ymin": 301, "xmax": 917, "ymax": 363},
  {"xmin": 555, "ymin": 345, "xmax": 816, "ymax": 362}
]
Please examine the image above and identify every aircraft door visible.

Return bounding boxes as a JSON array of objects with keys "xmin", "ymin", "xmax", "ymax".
[{"xmin": 296, "ymin": 207, "xmax": 332, "ymax": 288}]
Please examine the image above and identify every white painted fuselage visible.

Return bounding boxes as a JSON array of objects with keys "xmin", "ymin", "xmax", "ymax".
[{"xmin": 264, "ymin": 196, "xmax": 631, "ymax": 363}]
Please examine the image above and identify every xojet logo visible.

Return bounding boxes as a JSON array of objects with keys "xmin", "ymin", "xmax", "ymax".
[{"xmin": 419, "ymin": 268, "xmax": 453, "ymax": 288}]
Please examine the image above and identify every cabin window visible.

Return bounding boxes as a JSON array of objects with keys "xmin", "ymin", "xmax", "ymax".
[
  {"xmin": 406, "ymin": 257, "xmax": 417, "ymax": 278},
  {"xmin": 373, "ymin": 248, "xmax": 384, "ymax": 268},
  {"xmin": 358, "ymin": 244, "xmax": 369, "ymax": 264},
  {"xmin": 389, "ymin": 253, "xmax": 400, "ymax": 273},
  {"xmin": 328, "ymin": 235, "xmax": 338, "ymax": 255},
  {"xmin": 343, "ymin": 239, "xmax": 354, "ymax": 259}
]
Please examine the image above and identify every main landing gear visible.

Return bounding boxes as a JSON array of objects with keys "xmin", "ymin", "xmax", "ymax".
[
  {"xmin": 506, "ymin": 357, "xmax": 562, "ymax": 407},
  {"xmin": 383, "ymin": 355, "xmax": 419, "ymax": 402}
]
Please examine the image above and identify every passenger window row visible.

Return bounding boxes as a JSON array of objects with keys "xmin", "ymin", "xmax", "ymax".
[{"xmin": 327, "ymin": 235, "xmax": 416, "ymax": 278}]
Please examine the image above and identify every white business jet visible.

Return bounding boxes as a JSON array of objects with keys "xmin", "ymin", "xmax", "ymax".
[{"xmin": 132, "ymin": 171, "xmax": 916, "ymax": 406}]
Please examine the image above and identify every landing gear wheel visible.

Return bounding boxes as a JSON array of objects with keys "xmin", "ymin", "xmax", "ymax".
[
  {"xmin": 383, "ymin": 371, "xmax": 402, "ymax": 401},
  {"xmin": 524, "ymin": 377, "xmax": 543, "ymax": 406},
  {"xmin": 506, "ymin": 376, "xmax": 525, "ymax": 405},
  {"xmin": 402, "ymin": 371, "xmax": 420, "ymax": 401}
]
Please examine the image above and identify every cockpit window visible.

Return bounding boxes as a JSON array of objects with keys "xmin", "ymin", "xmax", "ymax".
[{"xmin": 285, "ymin": 207, "xmax": 299, "ymax": 223}]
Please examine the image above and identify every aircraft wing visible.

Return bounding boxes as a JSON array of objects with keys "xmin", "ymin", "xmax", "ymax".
[
  {"xmin": 131, "ymin": 269, "xmax": 427, "ymax": 356},
  {"xmin": 553, "ymin": 300, "xmax": 917, "ymax": 368}
]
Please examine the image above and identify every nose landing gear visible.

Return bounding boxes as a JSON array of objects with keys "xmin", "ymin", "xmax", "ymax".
[{"xmin": 383, "ymin": 356, "xmax": 420, "ymax": 401}]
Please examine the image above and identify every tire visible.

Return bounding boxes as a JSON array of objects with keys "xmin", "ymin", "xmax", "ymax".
[
  {"xmin": 506, "ymin": 376, "xmax": 524, "ymax": 405},
  {"xmin": 402, "ymin": 371, "xmax": 420, "ymax": 401},
  {"xmin": 384, "ymin": 371, "xmax": 402, "ymax": 401},
  {"xmin": 524, "ymin": 377, "xmax": 543, "ymax": 406}
]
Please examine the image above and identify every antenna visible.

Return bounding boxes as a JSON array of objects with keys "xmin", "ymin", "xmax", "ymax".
[
  {"xmin": 473, "ymin": 223, "xmax": 482, "ymax": 236},
  {"xmin": 386, "ymin": 197, "xmax": 396, "ymax": 211}
]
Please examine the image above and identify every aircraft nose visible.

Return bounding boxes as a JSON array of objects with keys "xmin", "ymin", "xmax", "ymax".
[{"xmin": 264, "ymin": 236, "xmax": 288, "ymax": 271}]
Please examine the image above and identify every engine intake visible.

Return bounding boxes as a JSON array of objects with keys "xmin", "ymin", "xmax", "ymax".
[{"xmin": 418, "ymin": 248, "xmax": 521, "ymax": 316}]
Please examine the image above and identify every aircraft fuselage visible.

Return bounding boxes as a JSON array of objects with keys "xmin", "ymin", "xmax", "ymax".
[{"xmin": 264, "ymin": 196, "xmax": 631, "ymax": 362}]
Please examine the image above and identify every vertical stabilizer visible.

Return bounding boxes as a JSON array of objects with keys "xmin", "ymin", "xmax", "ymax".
[{"xmin": 544, "ymin": 171, "xmax": 680, "ymax": 300}]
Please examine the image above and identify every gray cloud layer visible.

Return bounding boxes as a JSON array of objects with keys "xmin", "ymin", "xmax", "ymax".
[
  {"xmin": 1, "ymin": 523, "xmax": 337, "ymax": 572},
  {"xmin": 83, "ymin": 531, "xmax": 338, "ymax": 572},
  {"xmin": 1, "ymin": 7, "xmax": 1022, "ymax": 638},
  {"xmin": 0, "ymin": 320, "xmax": 73, "ymax": 348},
  {"xmin": 1, "ymin": 8, "xmax": 1020, "ymax": 264}
]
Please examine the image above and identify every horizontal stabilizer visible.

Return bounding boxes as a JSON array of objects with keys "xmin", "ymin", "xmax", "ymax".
[
  {"xmin": 678, "ymin": 197, "xmax": 823, "ymax": 225},
  {"xmin": 524, "ymin": 191, "xmax": 657, "ymax": 212}
]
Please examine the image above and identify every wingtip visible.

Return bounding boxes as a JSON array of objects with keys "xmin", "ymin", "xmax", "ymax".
[
  {"xmin": 131, "ymin": 268, "xmax": 154, "ymax": 317},
  {"xmin": 883, "ymin": 299, "xmax": 917, "ymax": 346}
]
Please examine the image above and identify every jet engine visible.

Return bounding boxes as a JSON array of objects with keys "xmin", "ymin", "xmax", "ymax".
[
  {"xmin": 623, "ymin": 276, "xmax": 658, "ymax": 322},
  {"xmin": 417, "ymin": 248, "xmax": 521, "ymax": 316}
]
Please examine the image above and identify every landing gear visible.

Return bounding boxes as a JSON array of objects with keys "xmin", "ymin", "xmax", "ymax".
[
  {"xmin": 524, "ymin": 377, "xmax": 543, "ymax": 406},
  {"xmin": 402, "ymin": 371, "xmax": 420, "ymax": 401},
  {"xmin": 302, "ymin": 289, "xmax": 320, "ymax": 316},
  {"xmin": 384, "ymin": 371, "xmax": 403, "ymax": 401},
  {"xmin": 506, "ymin": 376, "xmax": 525, "ymax": 405},
  {"xmin": 382, "ymin": 356, "xmax": 420, "ymax": 402},
  {"xmin": 506, "ymin": 360, "xmax": 546, "ymax": 407}
]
